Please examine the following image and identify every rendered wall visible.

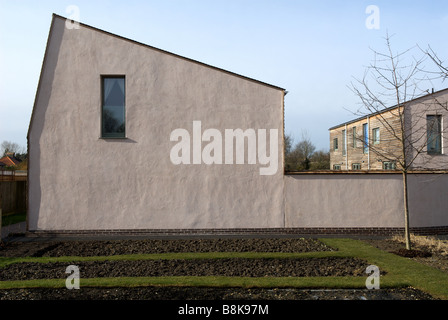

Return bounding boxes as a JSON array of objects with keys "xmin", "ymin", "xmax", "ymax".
[
  {"xmin": 28, "ymin": 16, "xmax": 285, "ymax": 231},
  {"xmin": 406, "ymin": 90, "xmax": 448, "ymax": 170},
  {"xmin": 285, "ymin": 173, "xmax": 448, "ymax": 229},
  {"xmin": 407, "ymin": 173, "xmax": 448, "ymax": 227}
]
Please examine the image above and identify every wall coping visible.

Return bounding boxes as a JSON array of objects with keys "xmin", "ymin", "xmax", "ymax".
[{"xmin": 285, "ymin": 170, "xmax": 448, "ymax": 175}]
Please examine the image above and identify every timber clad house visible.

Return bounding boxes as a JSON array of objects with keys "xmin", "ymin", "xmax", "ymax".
[
  {"xmin": 27, "ymin": 14, "xmax": 448, "ymax": 236},
  {"xmin": 329, "ymin": 88, "xmax": 448, "ymax": 171}
]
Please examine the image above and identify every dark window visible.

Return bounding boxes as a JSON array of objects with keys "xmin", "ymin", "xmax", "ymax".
[
  {"xmin": 352, "ymin": 163, "xmax": 361, "ymax": 170},
  {"xmin": 427, "ymin": 115, "xmax": 442, "ymax": 154},
  {"xmin": 383, "ymin": 161, "xmax": 396, "ymax": 170},
  {"xmin": 333, "ymin": 138, "xmax": 338, "ymax": 151},
  {"xmin": 102, "ymin": 76, "xmax": 125, "ymax": 138},
  {"xmin": 333, "ymin": 164, "xmax": 341, "ymax": 170}
]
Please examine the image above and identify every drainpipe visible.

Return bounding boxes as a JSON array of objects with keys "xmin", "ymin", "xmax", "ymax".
[
  {"xmin": 367, "ymin": 116, "xmax": 370, "ymax": 170},
  {"xmin": 345, "ymin": 124, "xmax": 348, "ymax": 170}
]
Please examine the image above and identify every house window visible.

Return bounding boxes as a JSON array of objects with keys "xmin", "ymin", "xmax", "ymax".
[
  {"xmin": 342, "ymin": 130, "xmax": 346, "ymax": 156},
  {"xmin": 101, "ymin": 76, "xmax": 126, "ymax": 138},
  {"xmin": 363, "ymin": 123, "xmax": 369, "ymax": 154},
  {"xmin": 427, "ymin": 115, "xmax": 442, "ymax": 154},
  {"xmin": 333, "ymin": 164, "xmax": 341, "ymax": 170},
  {"xmin": 333, "ymin": 138, "xmax": 338, "ymax": 151},
  {"xmin": 352, "ymin": 163, "xmax": 361, "ymax": 170},
  {"xmin": 352, "ymin": 127, "xmax": 357, "ymax": 148},
  {"xmin": 383, "ymin": 161, "xmax": 396, "ymax": 170},
  {"xmin": 372, "ymin": 128, "xmax": 380, "ymax": 145}
]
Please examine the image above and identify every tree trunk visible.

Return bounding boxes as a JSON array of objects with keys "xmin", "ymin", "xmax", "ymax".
[{"xmin": 402, "ymin": 171, "xmax": 411, "ymax": 250}]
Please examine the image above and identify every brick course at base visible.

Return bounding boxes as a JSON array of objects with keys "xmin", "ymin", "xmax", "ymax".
[{"xmin": 26, "ymin": 226, "xmax": 448, "ymax": 238}]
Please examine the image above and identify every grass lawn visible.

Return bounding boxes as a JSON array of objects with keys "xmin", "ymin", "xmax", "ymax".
[
  {"xmin": 1, "ymin": 238, "xmax": 447, "ymax": 299},
  {"xmin": 1, "ymin": 211, "xmax": 26, "ymax": 227}
]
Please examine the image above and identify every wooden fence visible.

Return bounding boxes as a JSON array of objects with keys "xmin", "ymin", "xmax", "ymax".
[
  {"xmin": 0, "ymin": 170, "xmax": 28, "ymax": 182},
  {"xmin": 0, "ymin": 170, "xmax": 27, "ymax": 216}
]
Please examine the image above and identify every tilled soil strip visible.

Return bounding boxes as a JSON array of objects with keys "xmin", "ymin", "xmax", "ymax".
[
  {"xmin": 0, "ymin": 257, "xmax": 368, "ymax": 281},
  {"xmin": 0, "ymin": 286, "xmax": 436, "ymax": 300},
  {"xmin": 0, "ymin": 238, "xmax": 334, "ymax": 258}
]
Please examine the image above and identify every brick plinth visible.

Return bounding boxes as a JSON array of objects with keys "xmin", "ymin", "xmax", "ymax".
[{"xmin": 26, "ymin": 226, "xmax": 448, "ymax": 238}]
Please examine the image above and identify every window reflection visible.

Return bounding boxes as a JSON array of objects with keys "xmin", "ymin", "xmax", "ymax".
[{"xmin": 102, "ymin": 77, "xmax": 125, "ymax": 138}]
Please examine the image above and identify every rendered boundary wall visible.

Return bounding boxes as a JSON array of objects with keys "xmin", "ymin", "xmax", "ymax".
[
  {"xmin": 285, "ymin": 172, "xmax": 448, "ymax": 233},
  {"xmin": 28, "ymin": 172, "xmax": 448, "ymax": 237}
]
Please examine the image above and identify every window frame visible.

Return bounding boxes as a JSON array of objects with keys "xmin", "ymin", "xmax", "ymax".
[
  {"xmin": 427, "ymin": 115, "xmax": 442, "ymax": 155},
  {"xmin": 352, "ymin": 163, "xmax": 361, "ymax": 170},
  {"xmin": 333, "ymin": 138, "xmax": 339, "ymax": 151},
  {"xmin": 101, "ymin": 75, "xmax": 126, "ymax": 139},
  {"xmin": 383, "ymin": 161, "xmax": 396, "ymax": 170},
  {"xmin": 372, "ymin": 127, "xmax": 380, "ymax": 145},
  {"xmin": 333, "ymin": 164, "xmax": 341, "ymax": 170}
]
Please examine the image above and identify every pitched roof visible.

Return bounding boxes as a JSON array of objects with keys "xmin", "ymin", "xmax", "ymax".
[
  {"xmin": 0, "ymin": 154, "xmax": 21, "ymax": 167},
  {"xmin": 329, "ymin": 87, "xmax": 448, "ymax": 130},
  {"xmin": 53, "ymin": 14, "xmax": 286, "ymax": 92}
]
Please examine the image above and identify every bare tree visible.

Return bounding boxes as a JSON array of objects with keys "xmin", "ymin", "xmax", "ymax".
[
  {"xmin": 284, "ymin": 133, "xmax": 295, "ymax": 172},
  {"xmin": 310, "ymin": 150, "xmax": 330, "ymax": 170},
  {"xmin": 284, "ymin": 134, "xmax": 293, "ymax": 156},
  {"xmin": 294, "ymin": 131, "xmax": 316, "ymax": 170},
  {"xmin": 421, "ymin": 45, "xmax": 448, "ymax": 86},
  {"xmin": 1, "ymin": 141, "xmax": 25, "ymax": 157},
  {"xmin": 285, "ymin": 131, "xmax": 317, "ymax": 171},
  {"xmin": 349, "ymin": 34, "xmax": 447, "ymax": 250}
]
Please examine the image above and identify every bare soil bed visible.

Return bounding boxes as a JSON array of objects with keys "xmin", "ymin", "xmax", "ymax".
[
  {"xmin": 0, "ymin": 257, "xmax": 369, "ymax": 281},
  {"xmin": 0, "ymin": 237, "xmax": 442, "ymax": 300},
  {"xmin": 0, "ymin": 238, "xmax": 334, "ymax": 257},
  {"xmin": 0, "ymin": 286, "xmax": 433, "ymax": 301}
]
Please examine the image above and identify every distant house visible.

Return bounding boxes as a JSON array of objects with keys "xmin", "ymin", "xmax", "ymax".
[
  {"xmin": 329, "ymin": 88, "xmax": 448, "ymax": 171},
  {"xmin": 0, "ymin": 152, "xmax": 22, "ymax": 168}
]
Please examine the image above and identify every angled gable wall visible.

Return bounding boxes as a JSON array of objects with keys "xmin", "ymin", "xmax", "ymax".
[{"xmin": 28, "ymin": 15, "xmax": 285, "ymax": 231}]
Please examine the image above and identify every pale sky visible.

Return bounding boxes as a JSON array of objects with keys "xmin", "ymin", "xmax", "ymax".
[{"xmin": 2, "ymin": 0, "xmax": 448, "ymax": 151}]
